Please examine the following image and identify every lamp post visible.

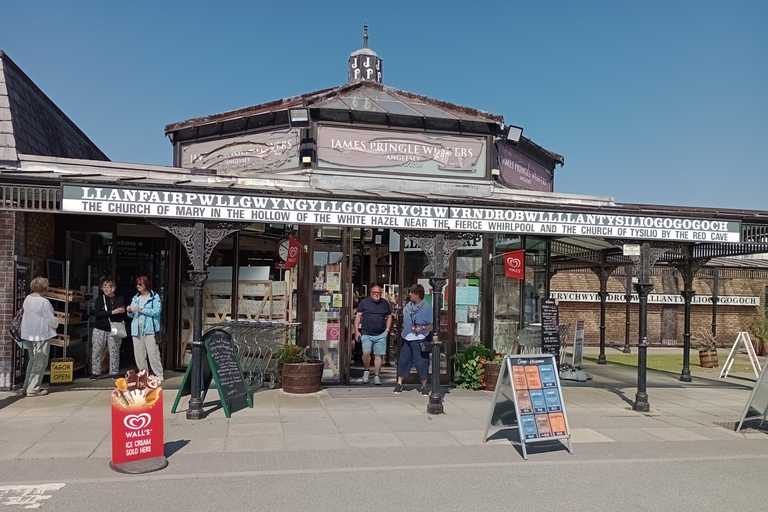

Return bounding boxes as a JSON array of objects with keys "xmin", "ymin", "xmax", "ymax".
[
  {"xmin": 187, "ymin": 222, "xmax": 208, "ymax": 420},
  {"xmin": 427, "ymin": 234, "xmax": 446, "ymax": 415},
  {"xmin": 633, "ymin": 242, "xmax": 652, "ymax": 412}
]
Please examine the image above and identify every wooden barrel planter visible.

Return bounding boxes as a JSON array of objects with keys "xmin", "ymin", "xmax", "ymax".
[
  {"xmin": 281, "ymin": 361, "xmax": 324, "ymax": 393},
  {"xmin": 483, "ymin": 363, "xmax": 501, "ymax": 392},
  {"xmin": 699, "ymin": 350, "xmax": 719, "ymax": 368}
]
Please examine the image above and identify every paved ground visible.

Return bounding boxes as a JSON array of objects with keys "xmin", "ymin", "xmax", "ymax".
[{"xmin": 1, "ymin": 346, "xmax": 766, "ymax": 487}]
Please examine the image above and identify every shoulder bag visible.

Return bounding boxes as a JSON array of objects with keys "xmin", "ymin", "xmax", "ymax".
[{"xmin": 104, "ymin": 295, "xmax": 127, "ymax": 339}]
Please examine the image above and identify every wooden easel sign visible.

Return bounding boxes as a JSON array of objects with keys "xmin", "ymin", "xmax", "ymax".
[
  {"xmin": 482, "ymin": 354, "xmax": 573, "ymax": 459},
  {"xmin": 720, "ymin": 332, "xmax": 762, "ymax": 379}
]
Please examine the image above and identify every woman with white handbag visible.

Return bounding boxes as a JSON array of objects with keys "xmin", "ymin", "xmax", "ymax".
[{"xmin": 90, "ymin": 279, "xmax": 126, "ymax": 381}]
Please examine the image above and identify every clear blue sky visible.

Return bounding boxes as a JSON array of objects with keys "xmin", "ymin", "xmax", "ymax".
[{"xmin": 2, "ymin": 1, "xmax": 766, "ymax": 210}]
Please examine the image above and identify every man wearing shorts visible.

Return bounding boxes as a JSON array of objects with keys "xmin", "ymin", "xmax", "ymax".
[{"xmin": 354, "ymin": 286, "xmax": 392, "ymax": 385}]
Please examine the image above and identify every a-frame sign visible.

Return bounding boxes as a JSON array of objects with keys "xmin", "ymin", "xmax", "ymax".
[
  {"xmin": 482, "ymin": 354, "xmax": 573, "ymax": 459},
  {"xmin": 720, "ymin": 332, "xmax": 762, "ymax": 379},
  {"xmin": 172, "ymin": 329, "xmax": 253, "ymax": 418},
  {"xmin": 736, "ymin": 359, "xmax": 768, "ymax": 432}
]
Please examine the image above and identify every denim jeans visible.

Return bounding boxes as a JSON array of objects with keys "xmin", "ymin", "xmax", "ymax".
[{"xmin": 397, "ymin": 339, "xmax": 430, "ymax": 381}]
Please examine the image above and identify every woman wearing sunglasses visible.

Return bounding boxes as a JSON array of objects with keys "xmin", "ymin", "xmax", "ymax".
[{"xmin": 126, "ymin": 275, "xmax": 163, "ymax": 380}]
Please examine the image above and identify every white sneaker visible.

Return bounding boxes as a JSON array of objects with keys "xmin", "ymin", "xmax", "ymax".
[
  {"xmin": 362, "ymin": 370, "xmax": 370, "ymax": 384},
  {"xmin": 374, "ymin": 375, "xmax": 381, "ymax": 386}
]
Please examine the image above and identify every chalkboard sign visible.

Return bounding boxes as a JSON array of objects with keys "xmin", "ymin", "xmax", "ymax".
[
  {"xmin": 540, "ymin": 300, "xmax": 561, "ymax": 367},
  {"xmin": 47, "ymin": 259, "xmax": 65, "ymax": 288},
  {"xmin": 204, "ymin": 329, "xmax": 248, "ymax": 403},
  {"xmin": 171, "ymin": 328, "xmax": 252, "ymax": 418},
  {"xmin": 482, "ymin": 354, "xmax": 573, "ymax": 459},
  {"xmin": 736, "ymin": 360, "xmax": 768, "ymax": 432}
]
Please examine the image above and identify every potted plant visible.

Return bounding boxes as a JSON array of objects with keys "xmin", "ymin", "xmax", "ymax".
[
  {"xmin": 749, "ymin": 310, "xmax": 768, "ymax": 357},
  {"xmin": 276, "ymin": 344, "xmax": 324, "ymax": 394},
  {"xmin": 482, "ymin": 352, "xmax": 505, "ymax": 392},
  {"xmin": 453, "ymin": 344, "xmax": 495, "ymax": 390},
  {"xmin": 693, "ymin": 329, "xmax": 718, "ymax": 368}
]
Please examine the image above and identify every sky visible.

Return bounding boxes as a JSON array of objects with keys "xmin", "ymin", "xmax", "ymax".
[{"xmin": 2, "ymin": 1, "xmax": 766, "ymax": 210}]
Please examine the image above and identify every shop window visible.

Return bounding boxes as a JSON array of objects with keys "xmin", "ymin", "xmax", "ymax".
[
  {"xmin": 177, "ymin": 225, "xmax": 297, "ymax": 366},
  {"xmin": 494, "ymin": 234, "xmax": 522, "ymax": 354},
  {"xmin": 454, "ymin": 241, "xmax": 482, "ymax": 356},
  {"xmin": 311, "ymin": 238, "xmax": 344, "ymax": 382}
]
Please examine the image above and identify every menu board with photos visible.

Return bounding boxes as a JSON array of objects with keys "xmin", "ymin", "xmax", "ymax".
[{"xmin": 483, "ymin": 354, "xmax": 572, "ymax": 459}]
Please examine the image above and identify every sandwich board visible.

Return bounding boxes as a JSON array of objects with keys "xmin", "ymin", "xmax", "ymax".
[
  {"xmin": 736, "ymin": 360, "xmax": 768, "ymax": 432},
  {"xmin": 720, "ymin": 332, "xmax": 762, "ymax": 379},
  {"xmin": 482, "ymin": 354, "xmax": 573, "ymax": 459},
  {"xmin": 172, "ymin": 328, "xmax": 253, "ymax": 418},
  {"xmin": 561, "ymin": 320, "xmax": 591, "ymax": 382}
]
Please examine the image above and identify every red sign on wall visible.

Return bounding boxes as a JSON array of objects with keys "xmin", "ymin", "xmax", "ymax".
[
  {"xmin": 111, "ymin": 373, "xmax": 164, "ymax": 465},
  {"xmin": 275, "ymin": 236, "xmax": 301, "ymax": 270},
  {"xmin": 504, "ymin": 250, "xmax": 525, "ymax": 279}
]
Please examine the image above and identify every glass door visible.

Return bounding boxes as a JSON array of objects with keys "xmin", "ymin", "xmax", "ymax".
[{"xmin": 311, "ymin": 228, "xmax": 347, "ymax": 383}]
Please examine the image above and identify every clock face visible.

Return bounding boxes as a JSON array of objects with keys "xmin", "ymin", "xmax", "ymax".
[{"xmin": 278, "ymin": 239, "xmax": 290, "ymax": 261}]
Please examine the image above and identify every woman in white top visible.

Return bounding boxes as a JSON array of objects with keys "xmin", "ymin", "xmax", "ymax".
[{"xmin": 20, "ymin": 277, "xmax": 59, "ymax": 397}]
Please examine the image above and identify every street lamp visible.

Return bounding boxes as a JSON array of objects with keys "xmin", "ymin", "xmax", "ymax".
[
  {"xmin": 633, "ymin": 242, "xmax": 652, "ymax": 412},
  {"xmin": 427, "ymin": 234, "xmax": 446, "ymax": 415}
]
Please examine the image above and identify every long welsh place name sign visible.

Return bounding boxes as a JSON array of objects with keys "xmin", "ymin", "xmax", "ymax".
[
  {"xmin": 61, "ymin": 185, "xmax": 741, "ymax": 243},
  {"xmin": 550, "ymin": 291, "xmax": 759, "ymax": 306}
]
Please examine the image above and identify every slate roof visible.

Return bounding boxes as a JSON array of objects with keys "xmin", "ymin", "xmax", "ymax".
[{"xmin": 0, "ymin": 51, "xmax": 108, "ymax": 163}]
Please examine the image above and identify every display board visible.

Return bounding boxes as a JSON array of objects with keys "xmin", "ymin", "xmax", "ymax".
[
  {"xmin": 572, "ymin": 319, "xmax": 585, "ymax": 369},
  {"xmin": 110, "ymin": 372, "xmax": 167, "ymax": 473},
  {"xmin": 720, "ymin": 332, "xmax": 762, "ymax": 379},
  {"xmin": 736, "ymin": 360, "xmax": 768, "ymax": 432},
  {"xmin": 172, "ymin": 329, "xmax": 253, "ymax": 418},
  {"xmin": 540, "ymin": 300, "xmax": 561, "ymax": 367},
  {"xmin": 482, "ymin": 354, "xmax": 573, "ymax": 459}
]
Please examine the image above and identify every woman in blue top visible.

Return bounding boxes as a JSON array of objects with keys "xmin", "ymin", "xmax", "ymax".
[
  {"xmin": 126, "ymin": 275, "xmax": 163, "ymax": 380},
  {"xmin": 394, "ymin": 283, "xmax": 433, "ymax": 396}
]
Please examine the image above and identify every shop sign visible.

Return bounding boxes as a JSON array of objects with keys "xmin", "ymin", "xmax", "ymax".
[
  {"xmin": 316, "ymin": 126, "xmax": 487, "ymax": 178},
  {"xmin": 62, "ymin": 185, "xmax": 742, "ymax": 243},
  {"xmin": 275, "ymin": 236, "xmax": 300, "ymax": 269},
  {"xmin": 180, "ymin": 128, "xmax": 299, "ymax": 173},
  {"xmin": 50, "ymin": 359, "xmax": 73, "ymax": 384},
  {"xmin": 496, "ymin": 141, "xmax": 553, "ymax": 192},
  {"xmin": 504, "ymin": 250, "xmax": 525, "ymax": 279},
  {"xmin": 550, "ymin": 291, "xmax": 760, "ymax": 306}
]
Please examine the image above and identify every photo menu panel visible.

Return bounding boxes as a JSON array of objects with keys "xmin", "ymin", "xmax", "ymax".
[{"xmin": 509, "ymin": 356, "xmax": 570, "ymax": 442}]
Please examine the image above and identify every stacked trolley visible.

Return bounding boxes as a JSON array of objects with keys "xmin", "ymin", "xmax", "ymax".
[{"xmin": 214, "ymin": 319, "xmax": 300, "ymax": 389}]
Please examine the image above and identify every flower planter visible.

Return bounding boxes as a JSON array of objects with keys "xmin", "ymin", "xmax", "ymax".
[
  {"xmin": 483, "ymin": 363, "xmax": 501, "ymax": 392},
  {"xmin": 281, "ymin": 361, "xmax": 324, "ymax": 393},
  {"xmin": 699, "ymin": 349, "xmax": 718, "ymax": 368}
]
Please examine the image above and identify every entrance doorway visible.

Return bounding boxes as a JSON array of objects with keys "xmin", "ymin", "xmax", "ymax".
[{"xmin": 308, "ymin": 228, "xmax": 458, "ymax": 386}]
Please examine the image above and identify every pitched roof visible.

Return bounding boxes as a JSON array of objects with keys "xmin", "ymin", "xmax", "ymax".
[
  {"xmin": 165, "ymin": 80, "xmax": 564, "ymax": 168},
  {"xmin": 0, "ymin": 51, "xmax": 108, "ymax": 163}
]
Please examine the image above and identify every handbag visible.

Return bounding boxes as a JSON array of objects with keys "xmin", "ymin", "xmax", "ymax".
[
  {"xmin": 104, "ymin": 295, "xmax": 127, "ymax": 339},
  {"xmin": 418, "ymin": 332, "xmax": 434, "ymax": 354},
  {"xmin": 153, "ymin": 316, "xmax": 165, "ymax": 346}
]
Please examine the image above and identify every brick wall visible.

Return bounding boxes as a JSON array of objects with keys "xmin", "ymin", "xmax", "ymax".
[
  {"xmin": 25, "ymin": 212, "xmax": 55, "ymax": 275},
  {"xmin": 552, "ymin": 271, "xmax": 767, "ymax": 347},
  {"xmin": 0, "ymin": 211, "xmax": 17, "ymax": 389},
  {"xmin": 0, "ymin": 211, "xmax": 55, "ymax": 390}
]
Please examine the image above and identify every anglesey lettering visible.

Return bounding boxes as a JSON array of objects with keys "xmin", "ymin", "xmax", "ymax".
[{"xmin": 62, "ymin": 185, "xmax": 742, "ymax": 243}]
